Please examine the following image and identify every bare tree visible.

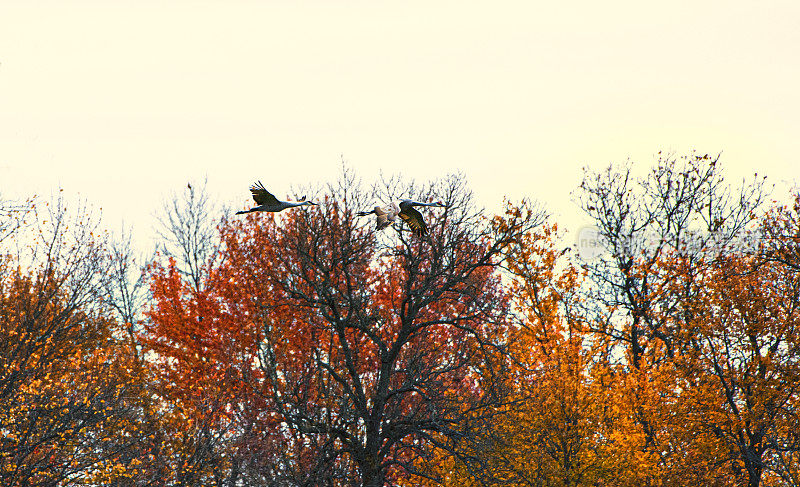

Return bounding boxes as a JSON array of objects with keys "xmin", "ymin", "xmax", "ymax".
[
  {"xmin": 0, "ymin": 193, "xmax": 33, "ymax": 244},
  {"xmin": 575, "ymin": 151, "xmax": 768, "ymax": 365},
  {"xmin": 106, "ymin": 226, "xmax": 151, "ymax": 357},
  {"xmin": 155, "ymin": 178, "xmax": 223, "ymax": 292}
]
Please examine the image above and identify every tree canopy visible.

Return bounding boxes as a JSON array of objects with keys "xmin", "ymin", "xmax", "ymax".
[{"xmin": 1, "ymin": 156, "xmax": 798, "ymax": 486}]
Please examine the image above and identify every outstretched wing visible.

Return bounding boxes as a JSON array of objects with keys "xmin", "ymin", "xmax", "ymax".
[
  {"xmin": 374, "ymin": 206, "xmax": 393, "ymax": 230},
  {"xmin": 398, "ymin": 206, "xmax": 427, "ymax": 236},
  {"xmin": 250, "ymin": 181, "xmax": 280, "ymax": 206}
]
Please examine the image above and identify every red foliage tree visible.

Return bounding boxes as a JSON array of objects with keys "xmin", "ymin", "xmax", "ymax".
[{"xmin": 144, "ymin": 174, "xmax": 545, "ymax": 486}]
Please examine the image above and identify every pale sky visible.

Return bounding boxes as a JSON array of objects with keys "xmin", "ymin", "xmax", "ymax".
[{"xmin": 1, "ymin": 1, "xmax": 798, "ymax": 249}]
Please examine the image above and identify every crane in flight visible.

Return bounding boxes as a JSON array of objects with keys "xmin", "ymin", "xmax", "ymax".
[
  {"xmin": 357, "ymin": 202, "xmax": 399, "ymax": 231},
  {"xmin": 358, "ymin": 199, "xmax": 445, "ymax": 236},
  {"xmin": 236, "ymin": 181, "xmax": 317, "ymax": 215}
]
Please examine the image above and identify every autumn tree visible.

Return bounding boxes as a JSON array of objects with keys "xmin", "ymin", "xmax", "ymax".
[
  {"xmin": 497, "ymin": 220, "xmax": 619, "ymax": 487},
  {"xmin": 145, "ymin": 179, "xmax": 246, "ymax": 486},
  {"xmin": 0, "ymin": 197, "xmax": 152, "ymax": 486},
  {"xmin": 653, "ymin": 198, "xmax": 800, "ymax": 487},
  {"xmin": 421, "ymin": 208, "xmax": 639, "ymax": 487},
  {"xmin": 761, "ymin": 192, "xmax": 800, "ymax": 272},
  {"xmin": 144, "ymin": 172, "xmax": 546, "ymax": 486},
  {"xmin": 574, "ymin": 152, "xmax": 768, "ymax": 484}
]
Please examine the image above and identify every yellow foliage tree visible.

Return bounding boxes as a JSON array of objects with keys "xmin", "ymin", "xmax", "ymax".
[{"xmin": 0, "ymin": 200, "xmax": 152, "ymax": 486}]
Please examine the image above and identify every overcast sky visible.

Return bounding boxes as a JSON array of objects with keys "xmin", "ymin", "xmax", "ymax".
[{"xmin": 1, "ymin": 1, "xmax": 798, "ymax": 249}]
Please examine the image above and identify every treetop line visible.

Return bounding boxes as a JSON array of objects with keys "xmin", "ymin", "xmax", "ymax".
[{"xmin": 1, "ymin": 154, "xmax": 798, "ymax": 487}]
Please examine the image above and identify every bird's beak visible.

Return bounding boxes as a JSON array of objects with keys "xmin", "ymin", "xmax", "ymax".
[{"xmin": 307, "ymin": 201, "xmax": 318, "ymax": 206}]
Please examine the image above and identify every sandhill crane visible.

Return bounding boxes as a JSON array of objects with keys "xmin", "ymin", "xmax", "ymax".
[
  {"xmin": 357, "ymin": 199, "xmax": 445, "ymax": 236},
  {"xmin": 235, "ymin": 181, "xmax": 317, "ymax": 215},
  {"xmin": 398, "ymin": 199, "xmax": 446, "ymax": 236},
  {"xmin": 356, "ymin": 203, "xmax": 400, "ymax": 231}
]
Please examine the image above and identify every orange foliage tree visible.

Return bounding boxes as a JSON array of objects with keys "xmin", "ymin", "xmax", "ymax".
[
  {"xmin": 422, "ymin": 209, "xmax": 634, "ymax": 487},
  {"xmin": 655, "ymin": 198, "xmax": 800, "ymax": 487},
  {"xmin": 498, "ymin": 220, "xmax": 625, "ymax": 487}
]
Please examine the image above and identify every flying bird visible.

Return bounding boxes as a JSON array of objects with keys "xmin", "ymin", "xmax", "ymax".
[
  {"xmin": 398, "ymin": 199, "xmax": 446, "ymax": 236},
  {"xmin": 236, "ymin": 181, "xmax": 317, "ymax": 215},
  {"xmin": 356, "ymin": 203, "xmax": 400, "ymax": 231},
  {"xmin": 357, "ymin": 199, "xmax": 446, "ymax": 236}
]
